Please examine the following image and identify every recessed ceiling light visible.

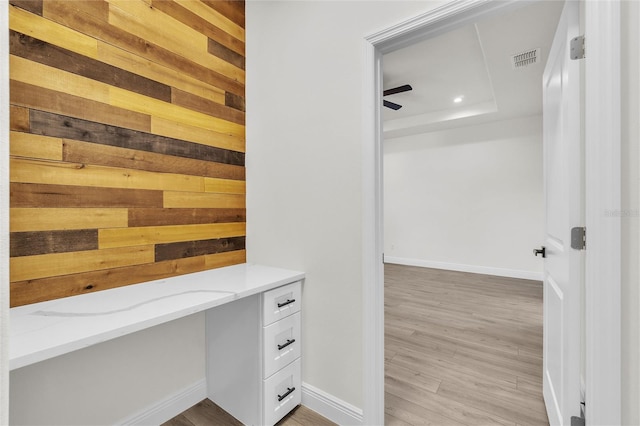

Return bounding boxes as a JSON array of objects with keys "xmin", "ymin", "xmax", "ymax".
[{"xmin": 454, "ymin": 96, "xmax": 464, "ymax": 103}]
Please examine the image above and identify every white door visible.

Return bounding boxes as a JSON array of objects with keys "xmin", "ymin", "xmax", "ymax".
[{"xmin": 541, "ymin": 1, "xmax": 583, "ymax": 425}]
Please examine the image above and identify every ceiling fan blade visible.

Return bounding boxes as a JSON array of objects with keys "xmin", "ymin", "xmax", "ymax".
[
  {"xmin": 384, "ymin": 100, "xmax": 402, "ymax": 110},
  {"xmin": 383, "ymin": 84, "xmax": 413, "ymax": 96}
]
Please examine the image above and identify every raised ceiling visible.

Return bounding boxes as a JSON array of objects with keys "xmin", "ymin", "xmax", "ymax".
[{"xmin": 383, "ymin": 1, "xmax": 565, "ymax": 139}]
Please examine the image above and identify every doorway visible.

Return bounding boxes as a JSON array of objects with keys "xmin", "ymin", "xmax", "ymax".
[
  {"xmin": 362, "ymin": 1, "xmax": 622, "ymax": 425},
  {"xmin": 381, "ymin": 2, "xmax": 561, "ymax": 423}
]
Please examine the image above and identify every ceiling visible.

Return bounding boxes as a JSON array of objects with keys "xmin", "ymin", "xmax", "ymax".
[{"xmin": 382, "ymin": 1, "xmax": 565, "ymax": 139}]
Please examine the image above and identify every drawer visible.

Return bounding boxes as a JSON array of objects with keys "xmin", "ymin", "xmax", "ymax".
[
  {"xmin": 263, "ymin": 357, "xmax": 301, "ymax": 426},
  {"xmin": 263, "ymin": 311, "xmax": 301, "ymax": 379},
  {"xmin": 262, "ymin": 281, "xmax": 301, "ymax": 326}
]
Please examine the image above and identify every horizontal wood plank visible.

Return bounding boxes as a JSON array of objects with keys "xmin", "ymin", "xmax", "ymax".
[
  {"xmin": 207, "ymin": 37, "xmax": 245, "ymax": 70},
  {"xmin": 10, "ymin": 80, "xmax": 152, "ymax": 133},
  {"xmin": 10, "ymin": 157, "xmax": 205, "ymax": 193},
  {"xmin": 11, "ymin": 54, "xmax": 110, "ymax": 104},
  {"xmin": 42, "ymin": 0, "xmax": 245, "ymax": 97},
  {"xmin": 99, "ymin": 222, "xmax": 246, "ymax": 249},
  {"xmin": 10, "ymin": 229, "xmax": 98, "ymax": 257},
  {"xmin": 10, "ymin": 256, "xmax": 205, "ymax": 307},
  {"xmin": 62, "ymin": 140, "xmax": 245, "ymax": 181},
  {"xmin": 171, "ymin": 88, "xmax": 245, "ymax": 125},
  {"xmin": 204, "ymin": 249, "xmax": 246, "ymax": 269},
  {"xmin": 11, "ymin": 207, "xmax": 128, "ymax": 232},
  {"xmin": 9, "ymin": 0, "xmax": 43, "ymax": 16},
  {"xmin": 97, "ymin": 41, "xmax": 226, "ymax": 105},
  {"xmin": 163, "ymin": 191, "xmax": 245, "ymax": 208},
  {"xmin": 155, "ymin": 236, "xmax": 245, "ymax": 262},
  {"xmin": 225, "ymin": 92, "xmax": 245, "ymax": 112},
  {"xmin": 9, "ymin": 252, "xmax": 246, "ymax": 307},
  {"xmin": 203, "ymin": 177, "xmax": 245, "ymax": 194},
  {"xmin": 10, "ymin": 245, "xmax": 155, "ymax": 282},
  {"xmin": 9, "ymin": 4, "xmax": 98, "ymax": 58},
  {"xmin": 10, "ymin": 183, "xmax": 163, "ymax": 208},
  {"xmin": 10, "ymin": 105, "xmax": 30, "ymax": 132},
  {"xmin": 128, "ymin": 208, "xmax": 245, "ymax": 227},
  {"xmin": 151, "ymin": 116, "xmax": 245, "ymax": 154},
  {"xmin": 201, "ymin": 0, "xmax": 245, "ymax": 30},
  {"xmin": 152, "ymin": 0, "xmax": 244, "ymax": 56},
  {"xmin": 10, "ymin": 131, "xmax": 63, "ymax": 160},
  {"xmin": 30, "ymin": 110, "xmax": 244, "ymax": 166},
  {"xmin": 10, "ymin": 30, "xmax": 172, "ymax": 103},
  {"xmin": 109, "ymin": 86, "xmax": 245, "ymax": 139},
  {"xmin": 107, "ymin": 0, "xmax": 245, "ymax": 85}
]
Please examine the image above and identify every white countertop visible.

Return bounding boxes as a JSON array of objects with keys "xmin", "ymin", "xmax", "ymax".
[{"xmin": 10, "ymin": 263, "xmax": 304, "ymax": 370}]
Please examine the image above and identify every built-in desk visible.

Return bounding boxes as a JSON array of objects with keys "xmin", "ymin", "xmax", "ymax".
[{"xmin": 10, "ymin": 263, "xmax": 305, "ymax": 425}]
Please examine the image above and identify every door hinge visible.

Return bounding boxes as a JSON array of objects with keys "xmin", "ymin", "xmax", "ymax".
[
  {"xmin": 571, "ymin": 415, "xmax": 585, "ymax": 426},
  {"xmin": 571, "ymin": 401, "xmax": 586, "ymax": 426},
  {"xmin": 571, "ymin": 226, "xmax": 586, "ymax": 250},
  {"xmin": 570, "ymin": 35, "xmax": 585, "ymax": 60}
]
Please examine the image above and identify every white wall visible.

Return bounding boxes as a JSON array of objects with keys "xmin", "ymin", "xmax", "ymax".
[
  {"xmin": 245, "ymin": 0, "xmax": 440, "ymax": 410},
  {"xmin": 383, "ymin": 116, "xmax": 544, "ymax": 280},
  {"xmin": 621, "ymin": 1, "xmax": 640, "ymax": 424},
  {"xmin": 9, "ymin": 313, "xmax": 205, "ymax": 425}
]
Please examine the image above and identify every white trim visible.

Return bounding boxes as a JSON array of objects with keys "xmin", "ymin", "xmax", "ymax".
[
  {"xmin": 117, "ymin": 378, "xmax": 207, "ymax": 426},
  {"xmin": 361, "ymin": 33, "xmax": 385, "ymax": 426},
  {"xmin": 384, "ymin": 257, "xmax": 543, "ymax": 281},
  {"xmin": 1, "ymin": 0, "xmax": 11, "ymax": 423},
  {"xmin": 301, "ymin": 382, "xmax": 363, "ymax": 426},
  {"xmin": 584, "ymin": 1, "xmax": 622, "ymax": 424}
]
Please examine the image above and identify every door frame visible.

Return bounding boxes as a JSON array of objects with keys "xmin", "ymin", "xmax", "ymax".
[{"xmin": 361, "ymin": 1, "xmax": 621, "ymax": 424}]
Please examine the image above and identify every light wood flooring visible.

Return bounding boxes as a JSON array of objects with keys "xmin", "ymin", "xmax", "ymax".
[
  {"xmin": 162, "ymin": 399, "xmax": 336, "ymax": 426},
  {"xmin": 164, "ymin": 264, "xmax": 547, "ymax": 425},
  {"xmin": 385, "ymin": 264, "xmax": 548, "ymax": 425}
]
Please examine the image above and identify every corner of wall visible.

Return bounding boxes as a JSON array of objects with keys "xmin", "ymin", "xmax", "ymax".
[{"xmin": 1, "ymin": 0, "xmax": 12, "ymax": 422}]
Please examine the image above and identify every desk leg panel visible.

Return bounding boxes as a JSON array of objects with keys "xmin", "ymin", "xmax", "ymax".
[{"xmin": 206, "ymin": 294, "xmax": 261, "ymax": 425}]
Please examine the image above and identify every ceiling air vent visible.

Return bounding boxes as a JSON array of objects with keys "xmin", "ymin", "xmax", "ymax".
[{"xmin": 511, "ymin": 48, "xmax": 540, "ymax": 69}]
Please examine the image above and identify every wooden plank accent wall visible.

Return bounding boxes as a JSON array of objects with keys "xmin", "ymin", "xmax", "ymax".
[{"xmin": 9, "ymin": 0, "xmax": 246, "ymax": 307}]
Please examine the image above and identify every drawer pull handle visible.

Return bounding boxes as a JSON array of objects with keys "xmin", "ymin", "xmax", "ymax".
[
  {"xmin": 277, "ymin": 339, "xmax": 296, "ymax": 351},
  {"xmin": 277, "ymin": 387, "xmax": 295, "ymax": 402},
  {"xmin": 277, "ymin": 299, "xmax": 295, "ymax": 308}
]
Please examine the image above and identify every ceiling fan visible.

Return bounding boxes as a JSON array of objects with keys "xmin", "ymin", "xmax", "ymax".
[{"xmin": 383, "ymin": 84, "xmax": 413, "ymax": 110}]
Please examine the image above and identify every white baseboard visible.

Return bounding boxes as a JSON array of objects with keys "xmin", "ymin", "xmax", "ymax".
[
  {"xmin": 302, "ymin": 382, "xmax": 363, "ymax": 425},
  {"xmin": 118, "ymin": 378, "xmax": 207, "ymax": 426},
  {"xmin": 384, "ymin": 256, "xmax": 543, "ymax": 281},
  {"xmin": 115, "ymin": 379, "xmax": 361, "ymax": 425}
]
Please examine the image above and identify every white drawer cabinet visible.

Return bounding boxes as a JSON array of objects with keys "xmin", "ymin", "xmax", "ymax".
[
  {"xmin": 262, "ymin": 282, "xmax": 302, "ymax": 325},
  {"xmin": 263, "ymin": 311, "xmax": 301, "ymax": 378},
  {"xmin": 206, "ymin": 281, "xmax": 302, "ymax": 425}
]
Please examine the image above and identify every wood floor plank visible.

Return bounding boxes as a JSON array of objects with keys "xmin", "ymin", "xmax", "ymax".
[
  {"xmin": 436, "ymin": 380, "xmax": 547, "ymax": 426},
  {"xmin": 277, "ymin": 405, "xmax": 336, "ymax": 426},
  {"xmin": 385, "ymin": 392, "xmax": 466, "ymax": 426},
  {"xmin": 385, "ymin": 264, "xmax": 548, "ymax": 425},
  {"xmin": 386, "ymin": 372, "xmax": 514, "ymax": 426},
  {"xmin": 163, "ymin": 400, "xmax": 334, "ymax": 426},
  {"xmin": 160, "ymin": 414, "xmax": 194, "ymax": 426},
  {"xmin": 179, "ymin": 399, "xmax": 243, "ymax": 426}
]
